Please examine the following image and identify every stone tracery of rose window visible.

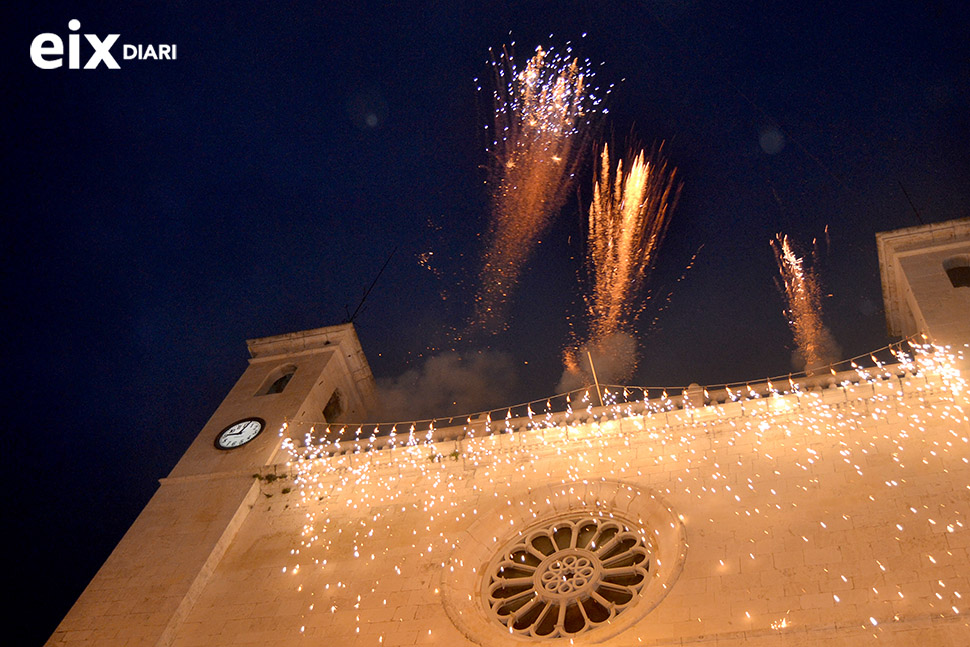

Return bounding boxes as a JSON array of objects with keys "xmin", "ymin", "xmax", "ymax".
[{"xmin": 485, "ymin": 516, "xmax": 651, "ymax": 639}]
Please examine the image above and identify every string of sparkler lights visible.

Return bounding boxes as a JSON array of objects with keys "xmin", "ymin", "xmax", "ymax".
[
  {"xmin": 279, "ymin": 337, "xmax": 968, "ymax": 639},
  {"xmin": 282, "ymin": 336, "xmax": 965, "ymax": 453}
]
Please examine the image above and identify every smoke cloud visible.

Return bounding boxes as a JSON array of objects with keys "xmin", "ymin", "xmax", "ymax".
[
  {"xmin": 557, "ymin": 331, "xmax": 638, "ymax": 393},
  {"xmin": 792, "ymin": 330, "xmax": 842, "ymax": 374},
  {"xmin": 375, "ymin": 350, "xmax": 520, "ymax": 421}
]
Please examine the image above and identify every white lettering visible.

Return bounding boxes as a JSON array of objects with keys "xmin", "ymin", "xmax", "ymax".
[
  {"xmin": 67, "ymin": 20, "xmax": 83, "ymax": 69},
  {"xmin": 68, "ymin": 33, "xmax": 80, "ymax": 69},
  {"xmin": 30, "ymin": 34, "xmax": 63, "ymax": 69},
  {"xmin": 83, "ymin": 33, "xmax": 120, "ymax": 69},
  {"xmin": 31, "ymin": 21, "xmax": 176, "ymax": 69}
]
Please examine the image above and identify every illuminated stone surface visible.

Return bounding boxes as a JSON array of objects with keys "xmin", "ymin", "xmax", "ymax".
[{"xmin": 47, "ymin": 222, "xmax": 970, "ymax": 646}]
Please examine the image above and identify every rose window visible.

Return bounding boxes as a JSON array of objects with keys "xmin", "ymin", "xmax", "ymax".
[{"xmin": 484, "ymin": 516, "xmax": 651, "ymax": 639}]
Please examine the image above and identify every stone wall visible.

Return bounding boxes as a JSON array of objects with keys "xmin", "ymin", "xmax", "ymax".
[{"xmin": 151, "ymin": 362, "xmax": 970, "ymax": 646}]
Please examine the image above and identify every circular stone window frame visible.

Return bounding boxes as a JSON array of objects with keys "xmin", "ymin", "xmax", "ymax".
[
  {"xmin": 440, "ymin": 480, "xmax": 687, "ymax": 646},
  {"xmin": 484, "ymin": 514, "xmax": 653, "ymax": 639}
]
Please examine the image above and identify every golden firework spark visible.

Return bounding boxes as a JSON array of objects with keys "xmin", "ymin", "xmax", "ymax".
[
  {"xmin": 562, "ymin": 144, "xmax": 680, "ymax": 385},
  {"xmin": 587, "ymin": 143, "xmax": 680, "ymax": 342},
  {"xmin": 772, "ymin": 233, "xmax": 836, "ymax": 372},
  {"xmin": 473, "ymin": 45, "xmax": 604, "ymax": 332}
]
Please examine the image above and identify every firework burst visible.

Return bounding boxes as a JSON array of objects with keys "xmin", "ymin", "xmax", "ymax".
[
  {"xmin": 561, "ymin": 144, "xmax": 680, "ymax": 387},
  {"xmin": 473, "ymin": 44, "xmax": 604, "ymax": 333},
  {"xmin": 772, "ymin": 233, "xmax": 838, "ymax": 372},
  {"xmin": 587, "ymin": 143, "xmax": 680, "ymax": 342}
]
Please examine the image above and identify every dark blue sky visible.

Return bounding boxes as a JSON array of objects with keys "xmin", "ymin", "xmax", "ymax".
[{"xmin": 9, "ymin": 2, "xmax": 968, "ymax": 643}]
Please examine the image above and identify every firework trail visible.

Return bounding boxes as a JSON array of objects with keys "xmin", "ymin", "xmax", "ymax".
[
  {"xmin": 472, "ymin": 45, "xmax": 603, "ymax": 333},
  {"xmin": 559, "ymin": 144, "xmax": 680, "ymax": 388},
  {"xmin": 587, "ymin": 143, "xmax": 680, "ymax": 342},
  {"xmin": 772, "ymin": 233, "xmax": 838, "ymax": 373}
]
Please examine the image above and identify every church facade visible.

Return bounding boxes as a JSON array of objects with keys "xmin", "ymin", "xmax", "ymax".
[{"xmin": 48, "ymin": 219, "xmax": 970, "ymax": 646}]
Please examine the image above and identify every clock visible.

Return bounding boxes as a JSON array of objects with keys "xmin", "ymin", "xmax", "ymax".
[{"xmin": 215, "ymin": 418, "xmax": 265, "ymax": 450}]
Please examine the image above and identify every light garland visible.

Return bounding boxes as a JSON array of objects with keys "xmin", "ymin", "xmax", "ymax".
[{"xmin": 276, "ymin": 339, "xmax": 969, "ymax": 641}]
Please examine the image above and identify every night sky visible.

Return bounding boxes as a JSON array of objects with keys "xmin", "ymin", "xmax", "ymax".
[{"xmin": 10, "ymin": 2, "xmax": 968, "ymax": 644}]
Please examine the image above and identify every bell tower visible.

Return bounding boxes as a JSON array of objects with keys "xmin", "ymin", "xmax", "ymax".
[
  {"xmin": 168, "ymin": 322, "xmax": 377, "ymax": 478},
  {"xmin": 877, "ymin": 218, "xmax": 970, "ymax": 351},
  {"xmin": 47, "ymin": 323, "xmax": 377, "ymax": 647}
]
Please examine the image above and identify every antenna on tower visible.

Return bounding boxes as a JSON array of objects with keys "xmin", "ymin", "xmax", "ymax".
[
  {"xmin": 347, "ymin": 245, "xmax": 399, "ymax": 323},
  {"xmin": 587, "ymin": 350, "xmax": 604, "ymax": 408},
  {"xmin": 897, "ymin": 180, "xmax": 924, "ymax": 225}
]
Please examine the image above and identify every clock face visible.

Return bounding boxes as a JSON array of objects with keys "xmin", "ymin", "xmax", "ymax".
[{"xmin": 215, "ymin": 418, "xmax": 265, "ymax": 450}]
